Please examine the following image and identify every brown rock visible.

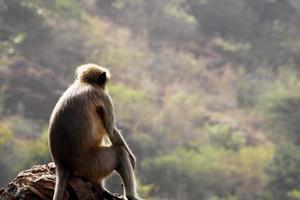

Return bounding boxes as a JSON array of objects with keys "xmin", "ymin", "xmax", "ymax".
[{"xmin": 0, "ymin": 163, "xmax": 124, "ymax": 200}]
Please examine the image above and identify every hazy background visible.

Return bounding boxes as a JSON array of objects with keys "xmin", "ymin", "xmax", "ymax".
[{"xmin": 1, "ymin": 0, "xmax": 300, "ymax": 199}]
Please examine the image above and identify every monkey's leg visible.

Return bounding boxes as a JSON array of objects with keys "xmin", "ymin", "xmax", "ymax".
[
  {"xmin": 109, "ymin": 129, "xmax": 136, "ymax": 169},
  {"xmin": 115, "ymin": 146, "xmax": 140, "ymax": 199},
  {"xmin": 74, "ymin": 146, "xmax": 140, "ymax": 199},
  {"xmin": 74, "ymin": 147, "xmax": 118, "ymax": 184},
  {"xmin": 94, "ymin": 146, "xmax": 138, "ymax": 197}
]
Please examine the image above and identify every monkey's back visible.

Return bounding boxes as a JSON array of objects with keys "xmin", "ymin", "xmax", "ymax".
[{"xmin": 49, "ymin": 83, "xmax": 105, "ymax": 168}]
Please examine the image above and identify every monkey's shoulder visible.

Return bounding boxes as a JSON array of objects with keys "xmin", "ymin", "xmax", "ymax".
[
  {"xmin": 50, "ymin": 85, "xmax": 98, "ymax": 123},
  {"xmin": 61, "ymin": 84, "xmax": 100, "ymax": 101},
  {"xmin": 56, "ymin": 84, "xmax": 112, "ymax": 112}
]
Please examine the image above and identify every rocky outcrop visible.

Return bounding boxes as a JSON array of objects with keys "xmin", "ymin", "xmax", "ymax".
[{"xmin": 0, "ymin": 163, "xmax": 124, "ymax": 200}]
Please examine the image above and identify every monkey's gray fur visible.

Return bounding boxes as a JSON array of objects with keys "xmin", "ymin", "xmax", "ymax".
[{"xmin": 48, "ymin": 64, "xmax": 143, "ymax": 200}]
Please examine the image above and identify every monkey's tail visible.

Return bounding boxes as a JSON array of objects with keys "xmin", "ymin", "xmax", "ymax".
[{"xmin": 53, "ymin": 168, "xmax": 69, "ymax": 200}]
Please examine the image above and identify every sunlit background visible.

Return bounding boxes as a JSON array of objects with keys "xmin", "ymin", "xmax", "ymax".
[{"xmin": 1, "ymin": 0, "xmax": 300, "ymax": 199}]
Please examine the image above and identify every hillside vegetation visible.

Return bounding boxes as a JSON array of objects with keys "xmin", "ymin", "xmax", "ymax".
[{"xmin": 1, "ymin": 0, "xmax": 300, "ymax": 199}]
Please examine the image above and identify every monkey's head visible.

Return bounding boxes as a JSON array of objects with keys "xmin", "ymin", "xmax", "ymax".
[{"xmin": 76, "ymin": 64, "xmax": 111, "ymax": 88}]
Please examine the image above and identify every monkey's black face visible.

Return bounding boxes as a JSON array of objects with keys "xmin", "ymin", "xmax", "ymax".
[{"xmin": 98, "ymin": 72, "xmax": 108, "ymax": 86}]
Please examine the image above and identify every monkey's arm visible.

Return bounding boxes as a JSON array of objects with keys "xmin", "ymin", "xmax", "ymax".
[
  {"xmin": 97, "ymin": 105, "xmax": 136, "ymax": 168},
  {"xmin": 110, "ymin": 128, "xmax": 136, "ymax": 168}
]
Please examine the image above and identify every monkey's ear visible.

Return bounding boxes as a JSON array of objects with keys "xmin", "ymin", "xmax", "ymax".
[{"xmin": 98, "ymin": 72, "xmax": 108, "ymax": 85}]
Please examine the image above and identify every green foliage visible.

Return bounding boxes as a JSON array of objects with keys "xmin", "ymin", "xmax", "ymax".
[
  {"xmin": 54, "ymin": 0, "xmax": 78, "ymax": 9},
  {"xmin": 185, "ymin": 0, "xmax": 300, "ymax": 69},
  {"xmin": 0, "ymin": 117, "xmax": 50, "ymax": 186},
  {"xmin": 20, "ymin": 129, "xmax": 51, "ymax": 166},
  {"xmin": 158, "ymin": 91, "xmax": 205, "ymax": 142},
  {"xmin": 257, "ymin": 70, "xmax": 300, "ymax": 144},
  {"xmin": 94, "ymin": 0, "xmax": 197, "ymax": 44},
  {"xmin": 208, "ymin": 124, "xmax": 246, "ymax": 150},
  {"xmin": 142, "ymin": 146, "xmax": 272, "ymax": 200},
  {"xmin": 0, "ymin": 33, "xmax": 26, "ymax": 55},
  {"xmin": 131, "ymin": 132, "xmax": 157, "ymax": 160},
  {"xmin": 213, "ymin": 37, "xmax": 250, "ymax": 55},
  {"xmin": 0, "ymin": 87, "xmax": 4, "ymax": 114},
  {"xmin": 265, "ymin": 145, "xmax": 300, "ymax": 200},
  {"xmin": 100, "ymin": 45, "xmax": 143, "ymax": 71},
  {"xmin": 288, "ymin": 190, "xmax": 300, "ymax": 200},
  {"xmin": 208, "ymin": 196, "xmax": 237, "ymax": 200},
  {"xmin": 185, "ymin": 0, "xmax": 255, "ymax": 40},
  {"xmin": 0, "ymin": 0, "xmax": 47, "ymax": 56},
  {"xmin": 0, "ymin": 120, "xmax": 18, "ymax": 185},
  {"xmin": 20, "ymin": 0, "xmax": 81, "ymax": 17},
  {"xmin": 137, "ymin": 180, "xmax": 153, "ymax": 200},
  {"xmin": 236, "ymin": 76, "xmax": 262, "ymax": 108},
  {"xmin": 0, "ymin": 122, "xmax": 12, "ymax": 146},
  {"xmin": 110, "ymin": 84, "xmax": 154, "ymax": 127}
]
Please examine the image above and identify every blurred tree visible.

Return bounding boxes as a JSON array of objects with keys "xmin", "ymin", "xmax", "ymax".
[
  {"xmin": 142, "ymin": 146, "xmax": 272, "ymax": 200},
  {"xmin": 0, "ymin": 121, "xmax": 14, "ymax": 185},
  {"xmin": 184, "ymin": 0, "xmax": 300, "ymax": 70},
  {"xmin": 0, "ymin": 0, "xmax": 48, "ymax": 56},
  {"xmin": 265, "ymin": 145, "xmax": 300, "ymax": 200},
  {"xmin": 288, "ymin": 190, "xmax": 300, "ymax": 200},
  {"xmin": 0, "ymin": 120, "xmax": 50, "ymax": 186},
  {"xmin": 185, "ymin": 0, "xmax": 256, "ymax": 41},
  {"xmin": 19, "ymin": 128, "xmax": 51, "ymax": 167},
  {"xmin": 91, "ymin": 0, "xmax": 197, "ymax": 46},
  {"xmin": 257, "ymin": 70, "xmax": 300, "ymax": 144},
  {"xmin": 208, "ymin": 124, "xmax": 246, "ymax": 151}
]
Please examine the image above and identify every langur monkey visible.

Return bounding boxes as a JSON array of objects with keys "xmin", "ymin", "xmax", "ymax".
[{"xmin": 49, "ymin": 64, "xmax": 143, "ymax": 200}]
